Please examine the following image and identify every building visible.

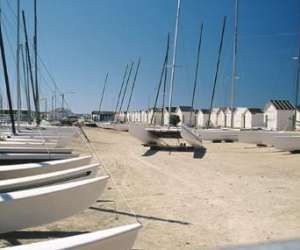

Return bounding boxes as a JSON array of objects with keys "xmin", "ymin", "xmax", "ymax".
[
  {"xmin": 264, "ymin": 100, "xmax": 295, "ymax": 131},
  {"xmin": 233, "ymin": 107, "xmax": 248, "ymax": 128},
  {"xmin": 224, "ymin": 108, "xmax": 235, "ymax": 128},
  {"xmin": 208, "ymin": 108, "xmax": 220, "ymax": 127},
  {"xmin": 196, "ymin": 109, "xmax": 209, "ymax": 128},
  {"xmin": 216, "ymin": 108, "xmax": 226, "ymax": 127},
  {"xmin": 91, "ymin": 111, "xmax": 114, "ymax": 122},
  {"xmin": 163, "ymin": 107, "xmax": 177, "ymax": 126},
  {"xmin": 147, "ymin": 108, "xmax": 163, "ymax": 125},
  {"xmin": 175, "ymin": 106, "xmax": 195, "ymax": 126},
  {"xmin": 243, "ymin": 108, "xmax": 264, "ymax": 129}
]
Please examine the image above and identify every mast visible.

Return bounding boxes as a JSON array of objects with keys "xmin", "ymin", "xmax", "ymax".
[
  {"xmin": 151, "ymin": 34, "xmax": 170, "ymax": 125},
  {"xmin": 294, "ymin": 24, "xmax": 300, "ymax": 130},
  {"xmin": 168, "ymin": 0, "xmax": 181, "ymax": 126},
  {"xmin": 126, "ymin": 58, "xmax": 141, "ymax": 117},
  {"xmin": 0, "ymin": 9, "xmax": 16, "ymax": 134},
  {"xmin": 115, "ymin": 64, "xmax": 128, "ymax": 115},
  {"xmin": 230, "ymin": 0, "xmax": 239, "ymax": 127},
  {"xmin": 20, "ymin": 44, "xmax": 32, "ymax": 123},
  {"xmin": 189, "ymin": 23, "xmax": 203, "ymax": 126},
  {"xmin": 207, "ymin": 17, "xmax": 227, "ymax": 128},
  {"xmin": 34, "ymin": 0, "xmax": 40, "ymax": 125},
  {"xmin": 16, "ymin": 0, "xmax": 21, "ymax": 129},
  {"xmin": 22, "ymin": 10, "xmax": 37, "ymax": 121},
  {"xmin": 161, "ymin": 33, "xmax": 170, "ymax": 125},
  {"xmin": 98, "ymin": 72, "xmax": 109, "ymax": 122},
  {"xmin": 118, "ymin": 62, "xmax": 134, "ymax": 114}
]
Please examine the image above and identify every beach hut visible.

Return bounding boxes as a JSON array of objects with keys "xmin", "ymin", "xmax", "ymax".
[
  {"xmin": 216, "ymin": 108, "xmax": 226, "ymax": 127},
  {"xmin": 233, "ymin": 107, "xmax": 247, "ymax": 128},
  {"xmin": 147, "ymin": 108, "xmax": 163, "ymax": 125},
  {"xmin": 296, "ymin": 107, "xmax": 300, "ymax": 130},
  {"xmin": 163, "ymin": 107, "xmax": 177, "ymax": 126},
  {"xmin": 175, "ymin": 106, "xmax": 195, "ymax": 126},
  {"xmin": 208, "ymin": 108, "xmax": 220, "ymax": 127},
  {"xmin": 243, "ymin": 108, "xmax": 264, "ymax": 129},
  {"xmin": 196, "ymin": 109, "xmax": 209, "ymax": 128},
  {"xmin": 264, "ymin": 100, "xmax": 295, "ymax": 130},
  {"xmin": 224, "ymin": 108, "xmax": 235, "ymax": 127}
]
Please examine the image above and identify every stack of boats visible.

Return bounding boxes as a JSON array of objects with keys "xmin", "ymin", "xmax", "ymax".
[{"xmin": 0, "ymin": 125, "xmax": 141, "ymax": 250}]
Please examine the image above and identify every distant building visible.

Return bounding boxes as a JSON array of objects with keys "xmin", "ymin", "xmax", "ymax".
[
  {"xmin": 224, "ymin": 108, "xmax": 235, "ymax": 128},
  {"xmin": 163, "ymin": 107, "xmax": 177, "ymax": 125},
  {"xmin": 208, "ymin": 108, "xmax": 220, "ymax": 127},
  {"xmin": 91, "ymin": 111, "xmax": 114, "ymax": 122},
  {"xmin": 264, "ymin": 100, "xmax": 295, "ymax": 130},
  {"xmin": 147, "ymin": 107, "xmax": 163, "ymax": 125},
  {"xmin": 296, "ymin": 107, "xmax": 300, "ymax": 130},
  {"xmin": 216, "ymin": 108, "xmax": 226, "ymax": 127},
  {"xmin": 196, "ymin": 109, "xmax": 209, "ymax": 128},
  {"xmin": 233, "ymin": 107, "xmax": 248, "ymax": 128},
  {"xmin": 175, "ymin": 106, "xmax": 195, "ymax": 126},
  {"xmin": 243, "ymin": 108, "xmax": 264, "ymax": 129}
]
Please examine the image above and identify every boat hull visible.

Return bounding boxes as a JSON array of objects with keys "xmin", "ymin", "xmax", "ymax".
[
  {"xmin": 272, "ymin": 136, "xmax": 300, "ymax": 152},
  {"xmin": 0, "ymin": 164, "xmax": 98, "ymax": 192},
  {"xmin": 0, "ymin": 176, "xmax": 109, "ymax": 234},
  {"xmin": 129, "ymin": 123, "xmax": 162, "ymax": 145},
  {"xmin": 181, "ymin": 125, "xmax": 202, "ymax": 147},
  {"xmin": 2, "ymin": 223, "xmax": 142, "ymax": 250},
  {"xmin": 0, "ymin": 155, "xmax": 92, "ymax": 179}
]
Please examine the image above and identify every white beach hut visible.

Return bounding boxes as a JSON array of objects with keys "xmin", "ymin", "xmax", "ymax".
[
  {"xmin": 216, "ymin": 108, "xmax": 226, "ymax": 127},
  {"xmin": 296, "ymin": 107, "xmax": 300, "ymax": 130},
  {"xmin": 224, "ymin": 108, "xmax": 235, "ymax": 128},
  {"xmin": 243, "ymin": 108, "xmax": 264, "ymax": 129},
  {"xmin": 233, "ymin": 107, "xmax": 248, "ymax": 128},
  {"xmin": 175, "ymin": 106, "xmax": 195, "ymax": 126},
  {"xmin": 163, "ymin": 107, "xmax": 177, "ymax": 126},
  {"xmin": 196, "ymin": 109, "xmax": 209, "ymax": 128},
  {"xmin": 264, "ymin": 100, "xmax": 295, "ymax": 131}
]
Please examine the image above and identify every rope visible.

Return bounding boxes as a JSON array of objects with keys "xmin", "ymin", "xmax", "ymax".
[{"xmin": 76, "ymin": 127, "xmax": 140, "ymax": 224}]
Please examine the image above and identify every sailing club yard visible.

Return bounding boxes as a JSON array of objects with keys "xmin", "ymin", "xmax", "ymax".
[{"xmin": 0, "ymin": 127, "xmax": 299, "ymax": 249}]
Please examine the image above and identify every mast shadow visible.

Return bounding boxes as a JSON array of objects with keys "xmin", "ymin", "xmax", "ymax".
[{"xmin": 89, "ymin": 206, "xmax": 191, "ymax": 225}]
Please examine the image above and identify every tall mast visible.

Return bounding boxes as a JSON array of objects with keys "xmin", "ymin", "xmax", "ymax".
[
  {"xmin": 168, "ymin": 0, "xmax": 181, "ymax": 125},
  {"xmin": 98, "ymin": 72, "xmax": 109, "ymax": 121},
  {"xmin": 294, "ymin": 24, "xmax": 300, "ymax": 130},
  {"xmin": 115, "ymin": 64, "xmax": 128, "ymax": 114},
  {"xmin": 207, "ymin": 17, "xmax": 227, "ymax": 128},
  {"xmin": 126, "ymin": 58, "xmax": 141, "ymax": 116},
  {"xmin": 20, "ymin": 44, "xmax": 32, "ymax": 123},
  {"xmin": 151, "ymin": 35, "xmax": 170, "ymax": 125},
  {"xmin": 118, "ymin": 62, "xmax": 134, "ymax": 114},
  {"xmin": 22, "ymin": 10, "xmax": 37, "ymax": 121},
  {"xmin": 230, "ymin": 0, "xmax": 239, "ymax": 127},
  {"xmin": 161, "ymin": 33, "xmax": 170, "ymax": 125},
  {"xmin": 16, "ymin": 0, "xmax": 21, "ymax": 129},
  {"xmin": 34, "ymin": 0, "xmax": 40, "ymax": 125},
  {"xmin": 189, "ymin": 23, "xmax": 203, "ymax": 125},
  {"xmin": 0, "ymin": 9, "xmax": 16, "ymax": 134}
]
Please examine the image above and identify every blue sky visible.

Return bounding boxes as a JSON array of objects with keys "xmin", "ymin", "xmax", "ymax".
[{"xmin": 1, "ymin": 0, "xmax": 300, "ymax": 113}]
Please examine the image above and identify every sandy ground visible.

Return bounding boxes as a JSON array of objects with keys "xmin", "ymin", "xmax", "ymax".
[{"xmin": 0, "ymin": 127, "xmax": 300, "ymax": 249}]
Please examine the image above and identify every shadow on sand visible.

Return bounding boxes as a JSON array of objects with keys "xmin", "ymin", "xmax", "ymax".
[
  {"xmin": 0, "ymin": 230, "xmax": 88, "ymax": 246},
  {"xmin": 89, "ymin": 206, "xmax": 191, "ymax": 225},
  {"xmin": 142, "ymin": 145, "xmax": 206, "ymax": 159}
]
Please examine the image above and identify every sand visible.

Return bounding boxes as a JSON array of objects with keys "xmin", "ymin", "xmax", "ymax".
[{"xmin": 0, "ymin": 127, "xmax": 299, "ymax": 249}]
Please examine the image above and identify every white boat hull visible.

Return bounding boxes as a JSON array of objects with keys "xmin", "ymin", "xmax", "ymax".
[
  {"xmin": 0, "ymin": 147, "xmax": 73, "ymax": 154},
  {"xmin": 181, "ymin": 125, "xmax": 202, "ymax": 147},
  {"xmin": 2, "ymin": 223, "xmax": 141, "ymax": 250},
  {"xmin": 0, "ymin": 176, "xmax": 109, "ymax": 233},
  {"xmin": 272, "ymin": 136, "xmax": 300, "ymax": 152},
  {"xmin": 197, "ymin": 129, "xmax": 239, "ymax": 141},
  {"xmin": 129, "ymin": 123, "xmax": 161, "ymax": 145},
  {"xmin": 0, "ymin": 155, "xmax": 92, "ymax": 179},
  {"xmin": 0, "ymin": 164, "xmax": 98, "ymax": 192}
]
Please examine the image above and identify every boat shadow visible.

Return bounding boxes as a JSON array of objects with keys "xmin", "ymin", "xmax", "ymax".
[
  {"xmin": 142, "ymin": 146, "xmax": 206, "ymax": 159},
  {"xmin": 89, "ymin": 206, "xmax": 191, "ymax": 225},
  {"xmin": 0, "ymin": 230, "xmax": 88, "ymax": 246}
]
